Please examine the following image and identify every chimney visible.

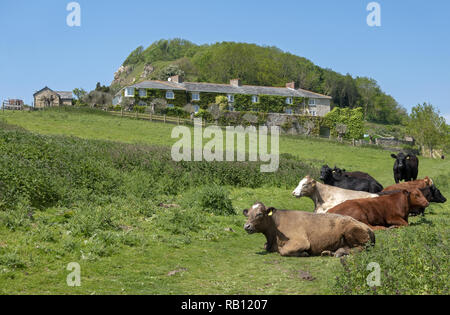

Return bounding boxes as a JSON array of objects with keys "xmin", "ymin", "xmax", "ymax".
[
  {"xmin": 169, "ymin": 75, "xmax": 183, "ymax": 83},
  {"xmin": 286, "ymin": 81, "xmax": 296, "ymax": 89},
  {"xmin": 230, "ymin": 79, "xmax": 242, "ymax": 87}
]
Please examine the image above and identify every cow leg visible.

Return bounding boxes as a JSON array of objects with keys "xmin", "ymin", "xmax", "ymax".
[
  {"xmin": 279, "ymin": 239, "xmax": 310, "ymax": 257},
  {"xmin": 334, "ymin": 247, "xmax": 350, "ymax": 258},
  {"xmin": 369, "ymin": 225, "xmax": 387, "ymax": 231},
  {"xmin": 387, "ymin": 217, "xmax": 409, "ymax": 229}
]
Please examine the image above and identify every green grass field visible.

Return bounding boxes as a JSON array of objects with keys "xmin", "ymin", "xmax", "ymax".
[{"xmin": 0, "ymin": 108, "xmax": 448, "ymax": 295}]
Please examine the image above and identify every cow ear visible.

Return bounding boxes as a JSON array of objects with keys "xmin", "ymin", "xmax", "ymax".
[
  {"xmin": 265, "ymin": 207, "xmax": 276, "ymax": 216},
  {"xmin": 243, "ymin": 209, "xmax": 249, "ymax": 217},
  {"xmin": 391, "ymin": 154, "xmax": 397, "ymax": 159}
]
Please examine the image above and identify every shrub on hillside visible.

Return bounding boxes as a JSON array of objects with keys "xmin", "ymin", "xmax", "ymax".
[
  {"xmin": 183, "ymin": 185, "xmax": 235, "ymax": 216},
  {"xmin": 333, "ymin": 224, "xmax": 449, "ymax": 295},
  {"xmin": 0, "ymin": 125, "xmax": 318, "ymax": 219}
]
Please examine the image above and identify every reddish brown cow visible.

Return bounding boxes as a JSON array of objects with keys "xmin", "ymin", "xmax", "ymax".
[
  {"xmin": 383, "ymin": 177, "xmax": 433, "ymax": 192},
  {"xmin": 327, "ymin": 189, "xmax": 429, "ymax": 230}
]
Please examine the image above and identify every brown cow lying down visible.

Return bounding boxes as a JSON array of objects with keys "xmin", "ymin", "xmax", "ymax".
[
  {"xmin": 292, "ymin": 176, "xmax": 378, "ymax": 213},
  {"xmin": 243, "ymin": 202, "xmax": 375, "ymax": 258},
  {"xmin": 382, "ymin": 177, "xmax": 446, "ymax": 216},
  {"xmin": 328, "ymin": 189, "xmax": 429, "ymax": 231},
  {"xmin": 383, "ymin": 177, "xmax": 433, "ymax": 192}
]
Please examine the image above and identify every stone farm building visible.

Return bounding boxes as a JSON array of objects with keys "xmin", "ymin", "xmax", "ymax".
[
  {"xmin": 113, "ymin": 76, "xmax": 331, "ymax": 117},
  {"xmin": 33, "ymin": 87, "xmax": 73, "ymax": 108}
]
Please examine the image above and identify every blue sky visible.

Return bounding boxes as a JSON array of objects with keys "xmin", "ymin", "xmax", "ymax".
[{"xmin": 0, "ymin": 0, "xmax": 449, "ymax": 121}]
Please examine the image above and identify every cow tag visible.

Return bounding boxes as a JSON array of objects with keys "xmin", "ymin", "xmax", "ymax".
[{"xmin": 268, "ymin": 211, "xmax": 273, "ymax": 217}]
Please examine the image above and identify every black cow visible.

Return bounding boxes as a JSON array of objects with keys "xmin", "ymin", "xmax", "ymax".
[
  {"xmin": 319, "ymin": 165, "xmax": 383, "ymax": 193},
  {"xmin": 333, "ymin": 167, "xmax": 384, "ymax": 192},
  {"xmin": 391, "ymin": 153, "xmax": 419, "ymax": 184}
]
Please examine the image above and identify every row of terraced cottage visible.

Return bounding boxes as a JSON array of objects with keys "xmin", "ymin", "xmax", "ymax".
[{"xmin": 113, "ymin": 76, "xmax": 331, "ymax": 117}]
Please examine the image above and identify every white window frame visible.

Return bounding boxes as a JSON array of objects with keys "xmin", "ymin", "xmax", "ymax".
[
  {"xmin": 310, "ymin": 110, "xmax": 317, "ymax": 117},
  {"xmin": 192, "ymin": 92, "xmax": 200, "ymax": 101},
  {"xmin": 309, "ymin": 98, "xmax": 316, "ymax": 106},
  {"xmin": 285, "ymin": 108, "xmax": 293, "ymax": 115},
  {"xmin": 286, "ymin": 97, "xmax": 293, "ymax": 105},
  {"xmin": 139, "ymin": 89, "xmax": 147, "ymax": 97},
  {"xmin": 166, "ymin": 90, "xmax": 175, "ymax": 99},
  {"xmin": 167, "ymin": 104, "xmax": 175, "ymax": 108},
  {"xmin": 252, "ymin": 95, "xmax": 259, "ymax": 103},
  {"xmin": 138, "ymin": 100, "xmax": 147, "ymax": 106},
  {"xmin": 124, "ymin": 88, "xmax": 135, "ymax": 97},
  {"xmin": 227, "ymin": 94, "xmax": 235, "ymax": 103}
]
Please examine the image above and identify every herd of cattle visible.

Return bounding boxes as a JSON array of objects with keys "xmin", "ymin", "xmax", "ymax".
[{"xmin": 243, "ymin": 153, "xmax": 447, "ymax": 258}]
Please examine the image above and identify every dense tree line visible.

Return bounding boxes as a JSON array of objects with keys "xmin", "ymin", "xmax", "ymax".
[{"xmin": 119, "ymin": 39, "xmax": 407, "ymax": 124}]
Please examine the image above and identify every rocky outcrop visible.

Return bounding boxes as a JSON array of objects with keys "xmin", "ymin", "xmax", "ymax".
[
  {"xmin": 112, "ymin": 65, "xmax": 133, "ymax": 86},
  {"xmin": 140, "ymin": 64, "xmax": 154, "ymax": 79}
]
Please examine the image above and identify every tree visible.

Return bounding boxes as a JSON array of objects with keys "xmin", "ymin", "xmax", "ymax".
[
  {"xmin": 73, "ymin": 88, "xmax": 87, "ymax": 100},
  {"xmin": 215, "ymin": 95, "xmax": 229, "ymax": 111},
  {"xmin": 157, "ymin": 64, "xmax": 185, "ymax": 81},
  {"xmin": 82, "ymin": 91, "xmax": 112, "ymax": 108},
  {"xmin": 95, "ymin": 82, "xmax": 110, "ymax": 93},
  {"xmin": 408, "ymin": 103, "xmax": 447, "ymax": 157}
]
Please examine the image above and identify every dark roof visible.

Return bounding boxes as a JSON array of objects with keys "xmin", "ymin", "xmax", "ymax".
[
  {"xmin": 55, "ymin": 91, "xmax": 73, "ymax": 99},
  {"xmin": 119, "ymin": 80, "xmax": 332, "ymax": 99},
  {"xmin": 33, "ymin": 86, "xmax": 52, "ymax": 97}
]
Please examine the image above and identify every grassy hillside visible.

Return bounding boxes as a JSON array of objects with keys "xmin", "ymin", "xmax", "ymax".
[
  {"xmin": 112, "ymin": 39, "xmax": 406, "ymax": 124},
  {"xmin": 0, "ymin": 108, "xmax": 448, "ymax": 294}
]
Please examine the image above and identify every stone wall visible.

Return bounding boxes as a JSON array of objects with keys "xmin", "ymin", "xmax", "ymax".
[
  {"xmin": 375, "ymin": 137, "xmax": 415, "ymax": 147},
  {"xmin": 34, "ymin": 90, "xmax": 61, "ymax": 108}
]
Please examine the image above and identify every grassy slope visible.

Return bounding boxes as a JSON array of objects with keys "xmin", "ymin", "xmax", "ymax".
[{"xmin": 1, "ymin": 109, "xmax": 448, "ymax": 295}]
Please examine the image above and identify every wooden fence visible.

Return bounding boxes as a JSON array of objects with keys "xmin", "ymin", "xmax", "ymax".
[{"xmin": 107, "ymin": 110, "xmax": 381, "ymax": 148}]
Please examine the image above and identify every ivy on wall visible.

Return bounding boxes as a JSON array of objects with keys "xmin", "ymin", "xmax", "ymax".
[
  {"xmin": 135, "ymin": 88, "xmax": 188, "ymax": 107},
  {"xmin": 324, "ymin": 107, "xmax": 365, "ymax": 140},
  {"xmin": 191, "ymin": 92, "xmax": 227, "ymax": 109},
  {"xmin": 233, "ymin": 94, "xmax": 306, "ymax": 113},
  {"xmin": 130, "ymin": 88, "xmax": 308, "ymax": 114}
]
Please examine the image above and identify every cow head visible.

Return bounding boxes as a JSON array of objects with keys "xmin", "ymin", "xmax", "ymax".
[
  {"xmin": 391, "ymin": 153, "xmax": 409, "ymax": 170},
  {"xmin": 391, "ymin": 152, "xmax": 417, "ymax": 169},
  {"xmin": 407, "ymin": 188, "xmax": 430, "ymax": 209},
  {"xmin": 320, "ymin": 165, "xmax": 333, "ymax": 182},
  {"xmin": 332, "ymin": 167, "xmax": 346, "ymax": 180},
  {"xmin": 429, "ymin": 185, "xmax": 447, "ymax": 203},
  {"xmin": 243, "ymin": 202, "xmax": 276, "ymax": 234},
  {"xmin": 292, "ymin": 176, "xmax": 316, "ymax": 198}
]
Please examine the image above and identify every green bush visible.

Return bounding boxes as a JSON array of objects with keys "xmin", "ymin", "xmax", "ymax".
[
  {"xmin": 333, "ymin": 226, "xmax": 449, "ymax": 295},
  {"xmin": 0, "ymin": 124, "xmax": 318, "ymax": 235},
  {"xmin": 324, "ymin": 107, "xmax": 365, "ymax": 140},
  {"xmin": 164, "ymin": 106, "xmax": 188, "ymax": 117},
  {"xmin": 184, "ymin": 185, "xmax": 235, "ymax": 216}
]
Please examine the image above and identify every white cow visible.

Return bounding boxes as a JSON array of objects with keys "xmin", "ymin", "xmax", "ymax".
[{"xmin": 292, "ymin": 176, "xmax": 378, "ymax": 213}]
